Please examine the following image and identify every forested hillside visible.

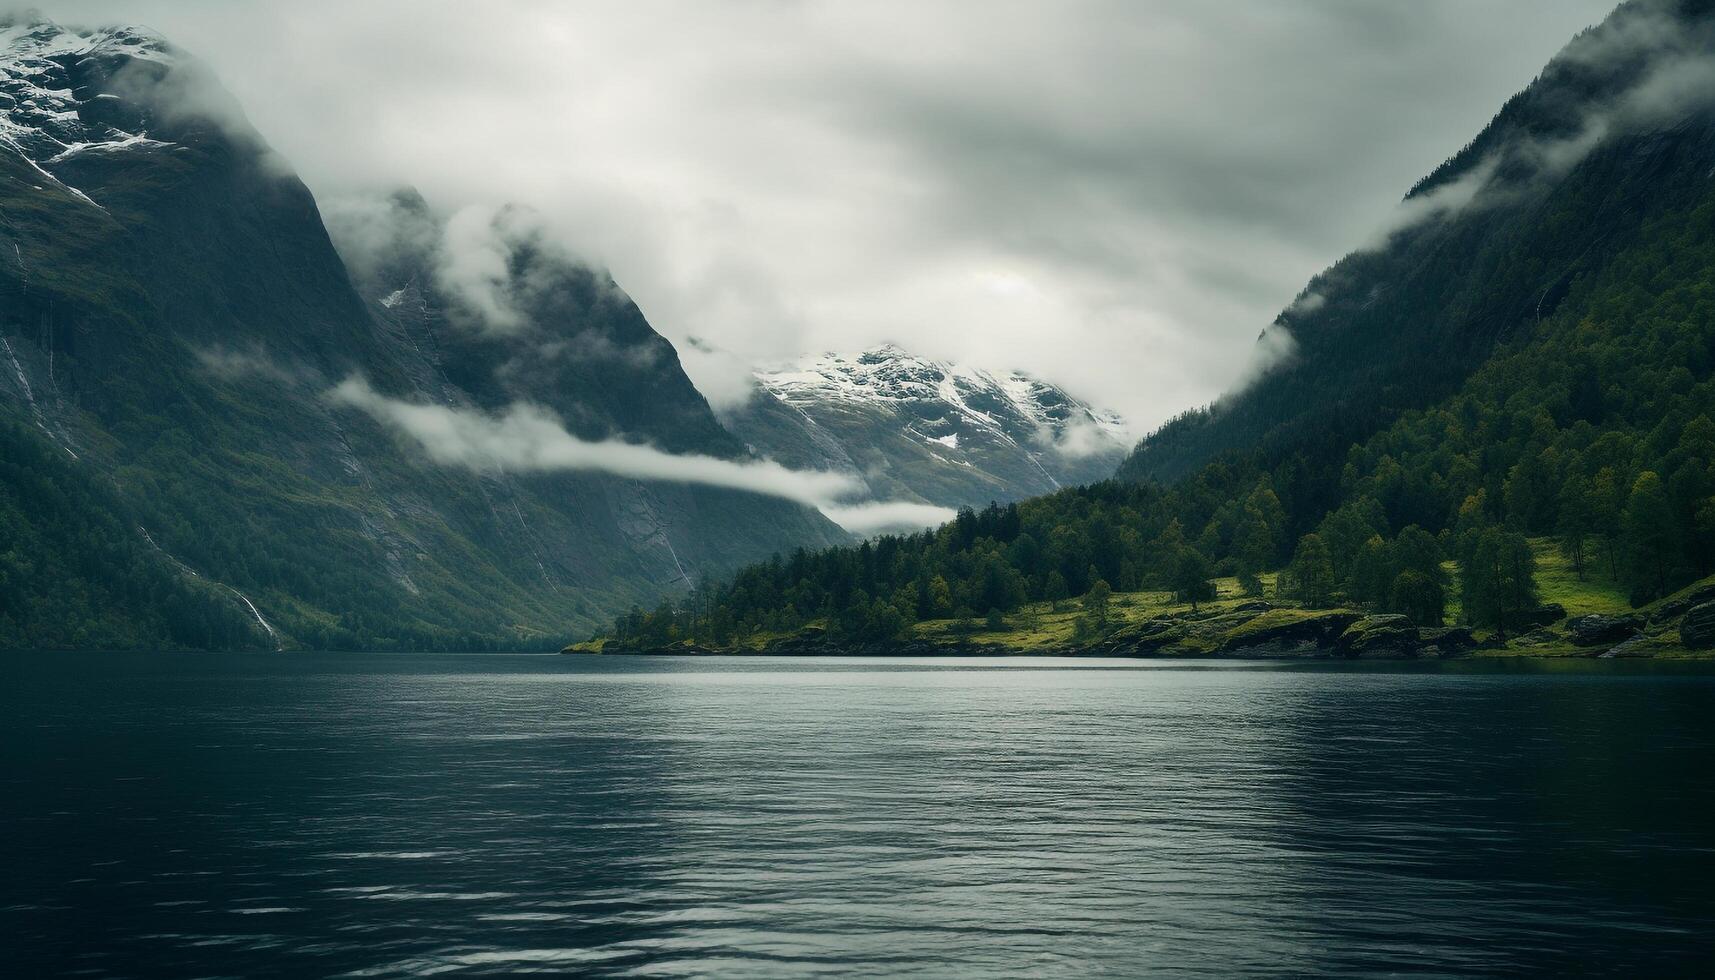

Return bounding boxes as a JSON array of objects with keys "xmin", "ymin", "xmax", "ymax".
[
  {"xmin": 1122, "ymin": 0, "xmax": 1715, "ymax": 485},
  {"xmin": 0, "ymin": 421, "xmax": 260, "ymax": 649},
  {"xmin": 0, "ymin": 17, "xmax": 844, "ymax": 651},
  {"xmin": 595, "ymin": 0, "xmax": 1715, "ymax": 654}
]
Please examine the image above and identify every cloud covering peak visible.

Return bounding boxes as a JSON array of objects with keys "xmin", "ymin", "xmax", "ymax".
[{"xmin": 41, "ymin": 0, "xmax": 1619, "ymax": 430}]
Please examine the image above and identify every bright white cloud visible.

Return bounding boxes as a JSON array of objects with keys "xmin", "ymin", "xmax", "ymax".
[
  {"xmin": 821, "ymin": 501, "xmax": 962, "ymax": 537},
  {"xmin": 328, "ymin": 378, "xmax": 954, "ymax": 533},
  {"xmin": 437, "ymin": 205, "xmax": 526, "ymax": 332}
]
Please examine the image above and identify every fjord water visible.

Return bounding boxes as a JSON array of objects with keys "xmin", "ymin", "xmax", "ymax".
[{"xmin": 5, "ymin": 655, "xmax": 1714, "ymax": 977}]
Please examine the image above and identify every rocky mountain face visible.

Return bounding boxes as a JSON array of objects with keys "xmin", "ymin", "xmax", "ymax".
[
  {"xmin": 723, "ymin": 346, "xmax": 1127, "ymax": 511},
  {"xmin": 1121, "ymin": 0, "xmax": 1715, "ymax": 484},
  {"xmin": 0, "ymin": 16, "xmax": 844, "ymax": 650}
]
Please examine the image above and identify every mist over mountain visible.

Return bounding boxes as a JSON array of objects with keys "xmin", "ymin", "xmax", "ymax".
[
  {"xmin": 1122, "ymin": 0, "xmax": 1715, "ymax": 484},
  {"xmin": 723, "ymin": 345, "xmax": 1126, "ymax": 523},
  {"xmin": 0, "ymin": 15, "xmax": 848, "ymax": 650}
]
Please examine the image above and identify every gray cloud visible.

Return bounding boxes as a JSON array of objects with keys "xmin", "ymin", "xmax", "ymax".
[
  {"xmin": 1227, "ymin": 324, "xmax": 1300, "ymax": 395},
  {"xmin": 325, "ymin": 194, "xmax": 668, "ymax": 376},
  {"xmin": 320, "ymin": 192, "xmax": 439, "ymax": 288},
  {"xmin": 679, "ymin": 336, "xmax": 758, "ymax": 412},
  {"xmin": 436, "ymin": 204, "xmax": 530, "ymax": 332},
  {"xmin": 43, "ymin": 0, "xmax": 1619, "ymax": 430},
  {"xmin": 328, "ymin": 377, "xmax": 955, "ymax": 533},
  {"xmin": 1037, "ymin": 413, "xmax": 1123, "ymax": 461},
  {"xmin": 191, "ymin": 343, "xmax": 306, "ymax": 385}
]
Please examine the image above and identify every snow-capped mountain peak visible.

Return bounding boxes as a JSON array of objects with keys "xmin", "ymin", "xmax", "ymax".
[
  {"xmin": 754, "ymin": 345, "xmax": 1127, "ymax": 457},
  {"xmin": 728, "ymin": 345, "xmax": 1130, "ymax": 513},
  {"xmin": 1, "ymin": 15, "xmax": 184, "ymax": 210}
]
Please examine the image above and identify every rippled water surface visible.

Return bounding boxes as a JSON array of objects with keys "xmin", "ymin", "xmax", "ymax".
[{"xmin": 5, "ymin": 654, "xmax": 1715, "ymax": 977}]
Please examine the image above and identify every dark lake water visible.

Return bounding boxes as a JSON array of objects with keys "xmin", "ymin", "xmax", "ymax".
[{"xmin": 5, "ymin": 654, "xmax": 1715, "ymax": 977}]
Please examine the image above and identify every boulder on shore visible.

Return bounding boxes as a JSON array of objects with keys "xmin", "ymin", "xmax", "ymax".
[
  {"xmin": 1418, "ymin": 626, "xmax": 1476, "ymax": 657},
  {"xmin": 1187, "ymin": 609, "xmax": 1269, "ymax": 639},
  {"xmin": 1681, "ymin": 602, "xmax": 1715, "ymax": 649},
  {"xmin": 1653, "ymin": 584, "xmax": 1715, "ymax": 623},
  {"xmin": 1099, "ymin": 618, "xmax": 1189, "ymax": 655},
  {"xmin": 1516, "ymin": 604, "xmax": 1567, "ymax": 628},
  {"xmin": 1337, "ymin": 615, "xmax": 1420, "ymax": 658},
  {"xmin": 1567, "ymin": 613, "xmax": 1643, "ymax": 647},
  {"xmin": 1218, "ymin": 610, "xmax": 1361, "ymax": 655}
]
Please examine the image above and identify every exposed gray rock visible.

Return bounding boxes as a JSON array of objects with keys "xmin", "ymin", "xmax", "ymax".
[
  {"xmin": 1337, "ymin": 615, "xmax": 1420, "ymax": 658},
  {"xmin": 1217, "ymin": 611, "xmax": 1362, "ymax": 655},
  {"xmin": 1568, "ymin": 613, "xmax": 1643, "ymax": 647},
  {"xmin": 1517, "ymin": 604, "xmax": 1567, "ymax": 628},
  {"xmin": 1599, "ymin": 636, "xmax": 1654, "ymax": 659},
  {"xmin": 1681, "ymin": 602, "xmax": 1715, "ymax": 649},
  {"xmin": 1099, "ymin": 618, "xmax": 1189, "ymax": 655},
  {"xmin": 1418, "ymin": 626, "xmax": 1476, "ymax": 656},
  {"xmin": 1654, "ymin": 584, "xmax": 1715, "ymax": 623},
  {"xmin": 1186, "ymin": 610, "xmax": 1268, "ymax": 639}
]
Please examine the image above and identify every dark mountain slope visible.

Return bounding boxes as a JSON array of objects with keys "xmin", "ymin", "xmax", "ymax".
[
  {"xmin": 0, "ymin": 17, "xmax": 843, "ymax": 650},
  {"xmin": 332, "ymin": 190, "xmax": 735, "ymax": 453},
  {"xmin": 1121, "ymin": 0, "xmax": 1715, "ymax": 484},
  {"xmin": 0, "ymin": 419, "xmax": 260, "ymax": 649}
]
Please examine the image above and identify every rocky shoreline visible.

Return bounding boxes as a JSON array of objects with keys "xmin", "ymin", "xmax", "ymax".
[{"xmin": 575, "ymin": 585, "xmax": 1715, "ymax": 661}]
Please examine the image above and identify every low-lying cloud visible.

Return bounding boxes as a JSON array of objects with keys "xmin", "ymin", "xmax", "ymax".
[
  {"xmin": 1227, "ymin": 323, "xmax": 1300, "ymax": 394},
  {"xmin": 44, "ymin": 0, "xmax": 1619, "ymax": 433},
  {"xmin": 192, "ymin": 343, "xmax": 305, "ymax": 385},
  {"xmin": 328, "ymin": 377, "xmax": 955, "ymax": 534},
  {"xmin": 1036, "ymin": 414, "xmax": 1123, "ymax": 461},
  {"xmin": 1369, "ymin": 1, "xmax": 1715, "ymax": 247},
  {"xmin": 821, "ymin": 501, "xmax": 961, "ymax": 537},
  {"xmin": 436, "ymin": 204, "xmax": 531, "ymax": 332}
]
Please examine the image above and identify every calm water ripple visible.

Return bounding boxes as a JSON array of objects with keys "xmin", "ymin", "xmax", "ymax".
[{"xmin": 5, "ymin": 654, "xmax": 1715, "ymax": 977}]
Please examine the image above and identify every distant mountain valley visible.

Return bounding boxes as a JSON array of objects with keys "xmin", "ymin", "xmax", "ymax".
[{"xmin": 723, "ymin": 345, "xmax": 1128, "ymax": 520}]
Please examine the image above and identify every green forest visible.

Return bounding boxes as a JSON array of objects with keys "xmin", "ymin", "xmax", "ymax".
[
  {"xmin": 0, "ymin": 421, "xmax": 261, "ymax": 649},
  {"xmin": 597, "ymin": 184, "xmax": 1715, "ymax": 653}
]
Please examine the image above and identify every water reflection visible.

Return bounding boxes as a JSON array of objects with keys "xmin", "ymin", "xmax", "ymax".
[{"xmin": 3, "ymin": 654, "xmax": 1714, "ymax": 976}]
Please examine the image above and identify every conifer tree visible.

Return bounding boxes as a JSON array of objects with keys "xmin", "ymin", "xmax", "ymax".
[
  {"xmin": 1284, "ymin": 534, "xmax": 1337, "ymax": 608},
  {"xmin": 1460, "ymin": 527, "xmax": 1537, "ymax": 639},
  {"xmin": 1622, "ymin": 471, "xmax": 1681, "ymax": 603}
]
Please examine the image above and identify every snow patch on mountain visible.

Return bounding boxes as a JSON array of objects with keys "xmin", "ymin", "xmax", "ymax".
[
  {"xmin": 0, "ymin": 16, "xmax": 182, "ymax": 204},
  {"xmin": 754, "ymin": 344, "xmax": 1128, "ymax": 459},
  {"xmin": 728, "ymin": 345, "xmax": 1130, "ymax": 513}
]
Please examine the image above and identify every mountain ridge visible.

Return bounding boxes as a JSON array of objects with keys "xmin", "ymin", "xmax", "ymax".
[
  {"xmin": 723, "ymin": 344, "xmax": 1126, "ymax": 519},
  {"xmin": 1121, "ymin": 0, "xmax": 1715, "ymax": 485},
  {"xmin": 0, "ymin": 15, "xmax": 848, "ymax": 650}
]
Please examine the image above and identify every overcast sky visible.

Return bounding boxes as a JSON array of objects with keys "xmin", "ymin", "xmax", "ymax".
[{"xmin": 45, "ymin": 0, "xmax": 1620, "ymax": 431}]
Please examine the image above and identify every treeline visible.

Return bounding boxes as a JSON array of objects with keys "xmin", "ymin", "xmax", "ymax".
[{"xmin": 603, "ymin": 190, "xmax": 1715, "ymax": 650}]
